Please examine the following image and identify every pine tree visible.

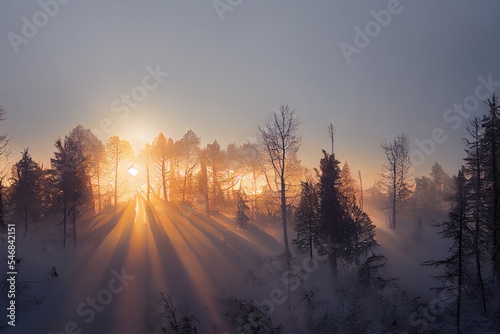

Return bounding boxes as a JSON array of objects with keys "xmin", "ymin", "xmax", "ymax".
[
  {"xmin": 310, "ymin": 150, "xmax": 378, "ymax": 282},
  {"xmin": 9, "ymin": 149, "xmax": 43, "ymax": 238},
  {"xmin": 51, "ymin": 130, "xmax": 92, "ymax": 249},
  {"xmin": 293, "ymin": 181, "xmax": 320, "ymax": 259},
  {"xmin": 235, "ymin": 190, "xmax": 250, "ymax": 228},
  {"xmin": 464, "ymin": 117, "xmax": 488, "ymax": 315},
  {"xmin": 423, "ymin": 168, "xmax": 471, "ymax": 333},
  {"xmin": 317, "ymin": 150, "xmax": 343, "ymax": 282},
  {"xmin": 481, "ymin": 93, "xmax": 500, "ymax": 293}
]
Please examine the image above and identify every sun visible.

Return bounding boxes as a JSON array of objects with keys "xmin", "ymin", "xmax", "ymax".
[{"xmin": 128, "ymin": 166, "xmax": 139, "ymax": 176}]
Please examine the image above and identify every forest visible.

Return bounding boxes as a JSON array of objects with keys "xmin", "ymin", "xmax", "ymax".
[{"xmin": 1, "ymin": 95, "xmax": 500, "ymax": 333}]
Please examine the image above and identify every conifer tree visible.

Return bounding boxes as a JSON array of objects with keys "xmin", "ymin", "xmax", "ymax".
[{"xmin": 293, "ymin": 181, "xmax": 320, "ymax": 259}]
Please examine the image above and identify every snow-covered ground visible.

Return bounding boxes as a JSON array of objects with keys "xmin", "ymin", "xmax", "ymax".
[
  {"xmin": 0, "ymin": 194, "xmax": 477, "ymax": 333},
  {"xmin": 1, "ymin": 195, "xmax": 284, "ymax": 333}
]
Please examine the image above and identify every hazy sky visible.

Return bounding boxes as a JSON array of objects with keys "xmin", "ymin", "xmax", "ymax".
[{"xmin": 1, "ymin": 0, "xmax": 499, "ymax": 186}]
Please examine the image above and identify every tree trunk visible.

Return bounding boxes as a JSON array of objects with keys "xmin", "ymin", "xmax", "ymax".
[
  {"xmin": 162, "ymin": 159, "xmax": 167, "ymax": 202},
  {"xmin": 72, "ymin": 209, "xmax": 77, "ymax": 249},
  {"xmin": 309, "ymin": 217, "xmax": 313, "ymax": 260},
  {"xmin": 96, "ymin": 163, "xmax": 101, "ymax": 213},
  {"xmin": 0, "ymin": 180, "xmax": 4, "ymax": 227},
  {"xmin": 392, "ymin": 161, "xmax": 397, "ymax": 229},
  {"xmin": 493, "ymin": 108, "xmax": 500, "ymax": 292},
  {"xmin": 490, "ymin": 98, "xmax": 500, "ymax": 331},
  {"xmin": 358, "ymin": 170, "xmax": 364, "ymax": 211},
  {"xmin": 330, "ymin": 249, "xmax": 338, "ymax": 285},
  {"xmin": 88, "ymin": 179, "xmax": 95, "ymax": 212},
  {"xmin": 146, "ymin": 163, "xmax": 150, "ymax": 201},
  {"xmin": 212, "ymin": 163, "xmax": 218, "ymax": 209},
  {"xmin": 252, "ymin": 170, "xmax": 257, "ymax": 220},
  {"xmin": 24, "ymin": 210, "xmax": 28, "ymax": 239},
  {"xmin": 201, "ymin": 159, "xmax": 209, "ymax": 213},
  {"xmin": 457, "ymin": 190, "xmax": 464, "ymax": 334},
  {"xmin": 281, "ymin": 175, "xmax": 289, "ymax": 254},
  {"xmin": 114, "ymin": 156, "xmax": 119, "ymax": 207},
  {"xmin": 474, "ymin": 137, "xmax": 487, "ymax": 315},
  {"xmin": 63, "ymin": 204, "xmax": 67, "ymax": 250},
  {"xmin": 182, "ymin": 174, "xmax": 187, "ymax": 202}
]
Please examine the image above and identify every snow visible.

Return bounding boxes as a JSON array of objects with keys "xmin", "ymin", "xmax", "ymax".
[
  {"xmin": 1, "ymin": 195, "xmax": 282, "ymax": 333},
  {"xmin": 1, "ymin": 194, "xmax": 495, "ymax": 333}
]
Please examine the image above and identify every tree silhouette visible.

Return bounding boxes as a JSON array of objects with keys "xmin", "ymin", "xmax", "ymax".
[
  {"xmin": 0, "ymin": 107, "xmax": 10, "ymax": 228},
  {"xmin": 9, "ymin": 149, "xmax": 43, "ymax": 238},
  {"xmin": 206, "ymin": 140, "xmax": 225, "ymax": 209},
  {"xmin": 51, "ymin": 129, "xmax": 92, "ymax": 249},
  {"xmin": 106, "ymin": 136, "xmax": 134, "ymax": 207},
  {"xmin": 152, "ymin": 133, "xmax": 173, "ymax": 202},
  {"xmin": 423, "ymin": 168, "xmax": 470, "ymax": 333},
  {"xmin": 259, "ymin": 104, "xmax": 302, "ymax": 254},
  {"xmin": 235, "ymin": 189, "xmax": 250, "ymax": 228},
  {"xmin": 378, "ymin": 134, "xmax": 413, "ymax": 229},
  {"xmin": 175, "ymin": 130, "xmax": 200, "ymax": 203},
  {"xmin": 293, "ymin": 181, "xmax": 320, "ymax": 259}
]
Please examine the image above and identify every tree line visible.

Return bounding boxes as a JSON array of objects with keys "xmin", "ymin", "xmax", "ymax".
[
  {"xmin": 1, "ymin": 103, "xmax": 452, "ymax": 254},
  {"xmin": 423, "ymin": 94, "xmax": 500, "ymax": 332},
  {"xmin": 0, "ymin": 106, "xmax": 303, "ymax": 249},
  {"xmin": 2, "ymin": 96, "xmax": 500, "ymax": 330}
]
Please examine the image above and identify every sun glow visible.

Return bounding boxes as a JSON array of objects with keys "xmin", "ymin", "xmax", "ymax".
[{"xmin": 128, "ymin": 166, "xmax": 139, "ymax": 176}]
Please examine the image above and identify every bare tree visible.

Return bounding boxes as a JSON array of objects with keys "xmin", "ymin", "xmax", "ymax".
[
  {"xmin": 259, "ymin": 104, "xmax": 302, "ymax": 254},
  {"xmin": 106, "ymin": 136, "xmax": 134, "ymax": 207},
  {"xmin": 152, "ymin": 133, "xmax": 173, "ymax": 202},
  {"xmin": 239, "ymin": 142, "xmax": 264, "ymax": 219},
  {"xmin": 139, "ymin": 144, "xmax": 153, "ymax": 201},
  {"xmin": 328, "ymin": 123, "xmax": 335, "ymax": 154},
  {"xmin": 206, "ymin": 140, "xmax": 225, "ymax": 209},
  {"xmin": 198, "ymin": 148, "xmax": 210, "ymax": 213},
  {"xmin": 358, "ymin": 170, "xmax": 364, "ymax": 211},
  {"xmin": 175, "ymin": 130, "xmax": 200, "ymax": 203},
  {"xmin": 378, "ymin": 134, "xmax": 413, "ymax": 229}
]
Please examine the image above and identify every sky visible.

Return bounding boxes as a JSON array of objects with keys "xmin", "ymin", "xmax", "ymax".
[{"xmin": 0, "ymin": 0, "xmax": 499, "ymax": 186}]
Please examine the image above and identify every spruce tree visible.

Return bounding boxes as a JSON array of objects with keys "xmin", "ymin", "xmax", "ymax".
[
  {"xmin": 423, "ymin": 168, "xmax": 471, "ymax": 333},
  {"xmin": 235, "ymin": 190, "xmax": 250, "ymax": 228},
  {"xmin": 9, "ymin": 148, "xmax": 43, "ymax": 238},
  {"xmin": 293, "ymin": 181, "xmax": 320, "ymax": 259}
]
